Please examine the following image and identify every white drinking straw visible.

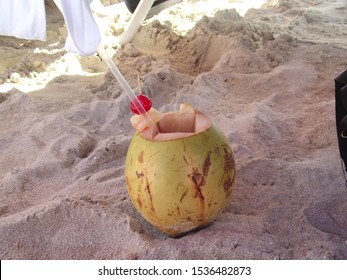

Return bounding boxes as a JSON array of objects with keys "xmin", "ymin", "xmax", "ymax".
[{"xmin": 97, "ymin": 45, "xmax": 159, "ymax": 133}]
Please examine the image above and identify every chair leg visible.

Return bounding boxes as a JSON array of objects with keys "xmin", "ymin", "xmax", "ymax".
[
  {"xmin": 52, "ymin": 0, "xmax": 62, "ymax": 12},
  {"xmin": 116, "ymin": 0, "xmax": 155, "ymax": 45}
]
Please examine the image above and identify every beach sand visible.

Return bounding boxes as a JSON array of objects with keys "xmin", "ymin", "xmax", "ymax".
[{"xmin": 0, "ymin": 0, "xmax": 346, "ymax": 259}]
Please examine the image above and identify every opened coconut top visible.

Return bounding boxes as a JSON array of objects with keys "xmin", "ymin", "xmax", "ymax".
[{"xmin": 131, "ymin": 104, "xmax": 212, "ymax": 141}]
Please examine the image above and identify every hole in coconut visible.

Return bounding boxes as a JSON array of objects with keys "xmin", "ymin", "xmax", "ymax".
[
  {"xmin": 157, "ymin": 112, "xmax": 196, "ymax": 133},
  {"xmin": 141, "ymin": 111, "xmax": 212, "ymax": 141}
]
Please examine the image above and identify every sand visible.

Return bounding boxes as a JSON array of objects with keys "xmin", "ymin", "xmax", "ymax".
[{"xmin": 0, "ymin": 0, "xmax": 347, "ymax": 260}]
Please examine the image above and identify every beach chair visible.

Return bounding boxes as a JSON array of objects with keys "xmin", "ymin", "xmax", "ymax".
[
  {"xmin": 55, "ymin": 0, "xmax": 181, "ymax": 52},
  {"xmin": 114, "ymin": 0, "xmax": 156, "ymax": 45},
  {"xmin": 101, "ymin": 0, "xmax": 181, "ymax": 45}
]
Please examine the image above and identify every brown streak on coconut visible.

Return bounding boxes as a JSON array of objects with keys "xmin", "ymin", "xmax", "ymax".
[
  {"xmin": 223, "ymin": 147, "xmax": 235, "ymax": 198},
  {"xmin": 144, "ymin": 178, "xmax": 161, "ymax": 227},
  {"xmin": 145, "ymin": 182, "xmax": 154, "ymax": 211},
  {"xmin": 176, "ymin": 206, "xmax": 180, "ymax": 216},
  {"xmin": 136, "ymin": 197, "xmax": 143, "ymax": 210},
  {"xmin": 190, "ymin": 168, "xmax": 205, "ymax": 221},
  {"xmin": 126, "ymin": 176, "xmax": 132, "ymax": 192},
  {"xmin": 224, "ymin": 147, "xmax": 235, "ymax": 171},
  {"xmin": 223, "ymin": 176, "xmax": 234, "ymax": 198},
  {"xmin": 138, "ymin": 151, "xmax": 144, "ymax": 163},
  {"xmin": 183, "ymin": 155, "xmax": 189, "ymax": 165},
  {"xmin": 203, "ymin": 152, "xmax": 211, "ymax": 176},
  {"xmin": 179, "ymin": 189, "xmax": 188, "ymax": 203}
]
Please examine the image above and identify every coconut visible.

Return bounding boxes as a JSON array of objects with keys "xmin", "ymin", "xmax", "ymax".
[{"xmin": 125, "ymin": 104, "xmax": 236, "ymax": 236}]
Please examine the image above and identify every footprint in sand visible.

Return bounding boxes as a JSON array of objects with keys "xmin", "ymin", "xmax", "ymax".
[{"xmin": 304, "ymin": 197, "xmax": 347, "ymax": 240}]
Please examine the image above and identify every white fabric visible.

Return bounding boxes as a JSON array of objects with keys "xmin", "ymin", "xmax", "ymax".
[
  {"xmin": 59, "ymin": 0, "xmax": 101, "ymax": 56},
  {"xmin": 0, "ymin": 0, "xmax": 100, "ymax": 56},
  {"xmin": 0, "ymin": 0, "xmax": 46, "ymax": 41}
]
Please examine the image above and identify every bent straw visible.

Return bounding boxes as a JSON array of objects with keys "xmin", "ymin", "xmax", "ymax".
[{"xmin": 97, "ymin": 46, "xmax": 159, "ymax": 133}]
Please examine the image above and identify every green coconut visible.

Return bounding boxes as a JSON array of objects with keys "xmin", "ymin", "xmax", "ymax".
[{"xmin": 125, "ymin": 104, "xmax": 235, "ymax": 236}]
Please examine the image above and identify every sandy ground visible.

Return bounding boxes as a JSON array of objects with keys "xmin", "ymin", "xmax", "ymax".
[{"xmin": 0, "ymin": 0, "xmax": 347, "ymax": 259}]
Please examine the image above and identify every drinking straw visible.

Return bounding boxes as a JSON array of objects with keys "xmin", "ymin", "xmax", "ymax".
[{"xmin": 97, "ymin": 45, "xmax": 159, "ymax": 133}]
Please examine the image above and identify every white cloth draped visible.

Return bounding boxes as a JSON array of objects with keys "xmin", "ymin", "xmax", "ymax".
[
  {"xmin": 58, "ymin": 0, "xmax": 101, "ymax": 56},
  {"xmin": 0, "ymin": 0, "xmax": 101, "ymax": 56},
  {"xmin": 0, "ymin": 0, "xmax": 46, "ymax": 41}
]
